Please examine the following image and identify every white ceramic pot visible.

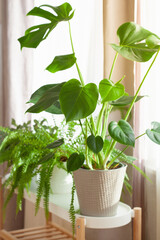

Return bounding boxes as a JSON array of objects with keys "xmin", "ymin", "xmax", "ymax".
[
  {"xmin": 50, "ymin": 166, "xmax": 73, "ymax": 194},
  {"xmin": 73, "ymin": 164, "xmax": 127, "ymax": 217}
]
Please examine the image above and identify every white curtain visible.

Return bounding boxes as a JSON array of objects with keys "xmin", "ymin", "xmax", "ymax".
[
  {"xmin": 1, "ymin": 0, "xmax": 34, "ymax": 126},
  {"xmin": 139, "ymin": 0, "xmax": 160, "ymax": 239}
]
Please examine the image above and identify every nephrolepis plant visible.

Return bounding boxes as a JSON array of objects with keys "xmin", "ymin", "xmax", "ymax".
[{"xmin": 0, "ymin": 118, "xmax": 82, "ymax": 218}]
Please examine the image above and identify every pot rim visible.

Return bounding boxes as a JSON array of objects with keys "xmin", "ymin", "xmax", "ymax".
[{"xmin": 74, "ymin": 163, "xmax": 127, "ymax": 173}]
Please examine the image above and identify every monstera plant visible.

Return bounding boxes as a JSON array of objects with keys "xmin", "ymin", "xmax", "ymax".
[{"xmin": 17, "ymin": 1, "xmax": 160, "ymax": 233}]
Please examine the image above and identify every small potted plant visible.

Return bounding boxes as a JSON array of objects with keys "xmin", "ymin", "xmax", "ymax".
[
  {"xmin": 0, "ymin": 118, "xmax": 82, "ymax": 218},
  {"xmin": 18, "ymin": 2, "xmax": 160, "ymax": 220}
]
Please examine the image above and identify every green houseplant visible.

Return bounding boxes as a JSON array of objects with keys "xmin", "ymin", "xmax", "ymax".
[
  {"xmin": 18, "ymin": 1, "xmax": 160, "ymax": 221},
  {"xmin": 0, "ymin": 118, "xmax": 83, "ymax": 218}
]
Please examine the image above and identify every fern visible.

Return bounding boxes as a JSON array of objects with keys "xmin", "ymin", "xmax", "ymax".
[
  {"xmin": 69, "ymin": 177, "xmax": 76, "ymax": 238},
  {"xmin": 0, "ymin": 118, "xmax": 84, "ymax": 217}
]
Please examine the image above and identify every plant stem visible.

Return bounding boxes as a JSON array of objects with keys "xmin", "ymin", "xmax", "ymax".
[
  {"xmin": 135, "ymin": 132, "xmax": 146, "ymax": 140},
  {"xmin": 107, "ymin": 145, "xmax": 128, "ymax": 169},
  {"xmin": 68, "ymin": 21, "xmax": 85, "ymax": 86},
  {"xmin": 96, "ymin": 104, "xmax": 105, "ymax": 135},
  {"xmin": 109, "ymin": 52, "xmax": 119, "ymax": 80},
  {"xmin": 68, "ymin": 21, "xmax": 97, "ymax": 169},
  {"xmin": 90, "ymin": 116, "xmax": 96, "ymax": 135},
  {"xmin": 104, "ymin": 140, "xmax": 117, "ymax": 168},
  {"xmin": 85, "ymin": 120, "xmax": 93, "ymax": 169},
  {"xmin": 96, "ymin": 52, "xmax": 119, "ymax": 140},
  {"xmin": 86, "ymin": 118, "xmax": 94, "ymax": 135},
  {"xmin": 79, "ymin": 120, "xmax": 86, "ymax": 139},
  {"xmin": 101, "ymin": 105, "xmax": 112, "ymax": 140},
  {"xmin": 124, "ymin": 50, "xmax": 160, "ymax": 121},
  {"xmin": 98, "ymin": 153, "xmax": 105, "ymax": 169}
]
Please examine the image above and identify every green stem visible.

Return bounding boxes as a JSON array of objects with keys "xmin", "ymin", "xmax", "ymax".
[
  {"xmin": 98, "ymin": 153, "xmax": 105, "ymax": 169},
  {"xmin": 85, "ymin": 120, "xmax": 93, "ymax": 169},
  {"xmin": 90, "ymin": 116, "xmax": 96, "ymax": 135},
  {"xmin": 116, "ymin": 75, "xmax": 126, "ymax": 84},
  {"xmin": 86, "ymin": 118, "xmax": 94, "ymax": 135},
  {"xmin": 107, "ymin": 146, "xmax": 128, "ymax": 169},
  {"xmin": 125, "ymin": 50, "xmax": 160, "ymax": 121},
  {"xmin": 96, "ymin": 104, "xmax": 105, "ymax": 135},
  {"xmin": 68, "ymin": 21, "xmax": 85, "ymax": 86},
  {"xmin": 79, "ymin": 120, "xmax": 86, "ymax": 139},
  {"xmin": 96, "ymin": 53, "xmax": 119, "ymax": 139},
  {"xmin": 102, "ymin": 105, "xmax": 112, "ymax": 140},
  {"xmin": 135, "ymin": 132, "xmax": 146, "ymax": 140},
  {"xmin": 68, "ymin": 20, "xmax": 96, "ymax": 140},
  {"xmin": 104, "ymin": 140, "xmax": 116, "ymax": 168},
  {"xmin": 109, "ymin": 52, "xmax": 119, "ymax": 80}
]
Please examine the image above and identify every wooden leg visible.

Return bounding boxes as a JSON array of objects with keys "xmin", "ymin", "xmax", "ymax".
[
  {"xmin": 133, "ymin": 207, "xmax": 142, "ymax": 240},
  {"xmin": 76, "ymin": 217, "xmax": 85, "ymax": 240}
]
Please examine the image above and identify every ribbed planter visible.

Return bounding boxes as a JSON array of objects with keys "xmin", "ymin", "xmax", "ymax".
[{"xmin": 73, "ymin": 164, "xmax": 127, "ymax": 217}]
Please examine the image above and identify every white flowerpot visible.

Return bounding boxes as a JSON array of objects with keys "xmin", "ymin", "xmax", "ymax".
[
  {"xmin": 73, "ymin": 164, "xmax": 127, "ymax": 217},
  {"xmin": 50, "ymin": 166, "xmax": 73, "ymax": 194}
]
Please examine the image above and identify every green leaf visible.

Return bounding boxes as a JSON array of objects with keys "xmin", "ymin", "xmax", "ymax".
[
  {"xmin": 87, "ymin": 135, "xmax": 103, "ymax": 154},
  {"xmin": 27, "ymin": 84, "xmax": 62, "ymax": 114},
  {"xmin": 99, "ymin": 79, "xmax": 125, "ymax": 102},
  {"xmin": 131, "ymin": 163, "xmax": 150, "ymax": 181},
  {"xmin": 109, "ymin": 95, "xmax": 144, "ymax": 106},
  {"xmin": 41, "ymin": 3, "xmax": 74, "ymax": 21},
  {"xmin": 18, "ymin": 24, "xmax": 53, "ymax": 49},
  {"xmin": 18, "ymin": 3, "xmax": 74, "ymax": 49},
  {"xmin": 26, "ymin": 82, "xmax": 65, "ymax": 113},
  {"xmin": 0, "ymin": 131, "xmax": 8, "ymax": 145},
  {"xmin": 46, "ymin": 54, "xmax": 76, "ymax": 73},
  {"xmin": 59, "ymin": 79, "xmax": 98, "ymax": 122},
  {"xmin": 146, "ymin": 122, "xmax": 160, "ymax": 145},
  {"xmin": 38, "ymin": 153, "xmax": 55, "ymax": 164},
  {"xmin": 108, "ymin": 119, "xmax": 135, "ymax": 147},
  {"xmin": 46, "ymin": 138, "xmax": 64, "ymax": 149},
  {"xmin": 111, "ymin": 22, "xmax": 160, "ymax": 62},
  {"xmin": 67, "ymin": 153, "xmax": 85, "ymax": 172},
  {"xmin": 27, "ymin": 7, "xmax": 57, "ymax": 21}
]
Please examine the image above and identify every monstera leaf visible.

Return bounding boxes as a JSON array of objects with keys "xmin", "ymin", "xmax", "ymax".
[
  {"xmin": 67, "ymin": 153, "xmax": 85, "ymax": 172},
  {"xmin": 111, "ymin": 22, "xmax": 160, "ymax": 62},
  {"xmin": 108, "ymin": 119, "xmax": 135, "ymax": 147},
  {"xmin": 27, "ymin": 84, "xmax": 63, "ymax": 114},
  {"xmin": 146, "ymin": 122, "xmax": 160, "ymax": 145},
  {"xmin": 18, "ymin": 3, "xmax": 74, "ymax": 49},
  {"xmin": 99, "ymin": 79, "xmax": 125, "ymax": 102},
  {"xmin": 87, "ymin": 135, "xmax": 104, "ymax": 154},
  {"xmin": 46, "ymin": 54, "xmax": 76, "ymax": 73},
  {"xmin": 26, "ymin": 83, "xmax": 65, "ymax": 113},
  {"xmin": 109, "ymin": 95, "xmax": 144, "ymax": 106},
  {"xmin": 59, "ymin": 79, "xmax": 99, "ymax": 122}
]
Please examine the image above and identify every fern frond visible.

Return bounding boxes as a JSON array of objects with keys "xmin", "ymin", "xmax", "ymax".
[{"xmin": 69, "ymin": 178, "xmax": 76, "ymax": 237}]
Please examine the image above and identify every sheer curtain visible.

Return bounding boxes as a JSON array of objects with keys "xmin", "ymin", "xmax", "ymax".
[
  {"xmin": 0, "ymin": 0, "xmax": 34, "ymax": 231},
  {"xmin": 1, "ymin": 0, "xmax": 34, "ymax": 127},
  {"xmin": 138, "ymin": 0, "xmax": 160, "ymax": 239}
]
